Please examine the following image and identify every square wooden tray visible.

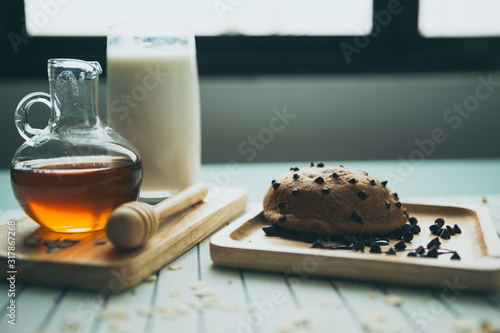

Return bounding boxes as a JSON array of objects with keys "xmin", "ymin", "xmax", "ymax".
[{"xmin": 210, "ymin": 202, "xmax": 500, "ymax": 291}]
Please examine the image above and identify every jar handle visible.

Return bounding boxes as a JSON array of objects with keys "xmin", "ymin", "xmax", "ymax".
[{"xmin": 15, "ymin": 92, "xmax": 52, "ymax": 141}]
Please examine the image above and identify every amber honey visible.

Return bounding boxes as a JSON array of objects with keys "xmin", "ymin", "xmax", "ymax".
[{"xmin": 11, "ymin": 156, "xmax": 142, "ymax": 233}]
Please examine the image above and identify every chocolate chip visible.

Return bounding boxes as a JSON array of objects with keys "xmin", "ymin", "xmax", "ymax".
[
  {"xmin": 351, "ymin": 211, "xmax": 363, "ymax": 224},
  {"xmin": 427, "ymin": 237, "xmax": 441, "ymax": 249},
  {"xmin": 347, "ymin": 178, "xmax": 357, "ymax": 184},
  {"xmin": 429, "ymin": 224, "xmax": 440, "ymax": 233},
  {"xmin": 427, "ymin": 246, "xmax": 439, "ymax": 258},
  {"xmin": 394, "ymin": 240, "xmax": 406, "ymax": 250},
  {"xmin": 317, "ymin": 162, "xmax": 325, "ymax": 167},
  {"xmin": 392, "ymin": 228, "xmax": 404, "ymax": 240},
  {"xmin": 293, "ymin": 173, "xmax": 300, "ymax": 180},
  {"xmin": 407, "ymin": 252, "xmax": 417, "ymax": 257},
  {"xmin": 403, "ymin": 211, "xmax": 409, "ymax": 218},
  {"xmin": 370, "ymin": 244, "xmax": 382, "ymax": 253},
  {"xmin": 64, "ymin": 238, "xmax": 80, "ymax": 244},
  {"xmin": 446, "ymin": 225, "xmax": 455, "ymax": 236},
  {"xmin": 292, "ymin": 189, "xmax": 300, "ymax": 196},
  {"xmin": 392, "ymin": 193, "xmax": 399, "ymax": 200},
  {"xmin": 451, "ymin": 252, "xmax": 461, "ymax": 260},
  {"xmin": 395, "ymin": 202, "xmax": 402, "ymax": 208},
  {"xmin": 408, "ymin": 217, "xmax": 418, "ymax": 225},
  {"xmin": 403, "ymin": 232, "xmax": 414, "ymax": 242},
  {"xmin": 321, "ymin": 187, "xmax": 330, "ymax": 194},
  {"xmin": 435, "ymin": 228, "xmax": 444, "ymax": 237},
  {"xmin": 353, "ymin": 242, "xmax": 365, "ymax": 252},
  {"xmin": 290, "ymin": 167, "xmax": 300, "ymax": 171},
  {"xmin": 310, "ymin": 161, "xmax": 315, "ymax": 167},
  {"xmin": 312, "ymin": 241, "xmax": 324, "ymax": 248},
  {"xmin": 385, "ymin": 201, "xmax": 391, "ymax": 210},
  {"xmin": 23, "ymin": 237, "xmax": 42, "ymax": 247},
  {"xmin": 315, "ymin": 177, "xmax": 325, "ymax": 184},
  {"xmin": 273, "ymin": 182, "xmax": 280, "ymax": 190},
  {"xmin": 357, "ymin": 191, "xmax": 369, "ymax": 200},
  {"xmin": 331, "ymin": 172, "xmax": 340, "ymax": 178},
  {"xmin": 386, "ymin": 247, "xmax": 396, "ymax": 255},
  {"xmin": 435, "ymin": 218, "xmax": 445, "ymax": 227},
  {"xmin": 440, "ymin": 228, "xmax": 451, "ymax": 239},
  {"xmin": 402, "ymin": 224, "xmax": 412, "ymax": 233},
  {"xmin": 94, "ymin": 240, "xmax": 107, "ymax": 246},
  {"xmin": 453, "ymin": 224, "xmax": 462, "ymax": 234},
  {"xmin": 278, "ymin": 201, "xmax": 286, "ymax": 209},
  {"xmin": 416, "ymin": 246, "xmax": 425, "ymax": 255},
  {"xmin": 411, "ymin": 225, "xmax": 421, "ymax": 234},
  {"xmin": 278, "ymin": 215, "xmax": 287, "ymax": 223},
  {"xmin": 369, "ymin": 179, "xmax": 376, "ymax": 186},
  {"xmin": 381, "ymin": 180, "xmax": 388, "ymax": 187},
  {"xmin": 271, "ymin": 179, "xmax": 276, "ymax": 184}
]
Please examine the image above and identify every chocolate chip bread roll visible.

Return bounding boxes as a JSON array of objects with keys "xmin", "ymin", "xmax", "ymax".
[{"xmin": 263, "ymin": 164, "xmax": 407, "ymax": 236}]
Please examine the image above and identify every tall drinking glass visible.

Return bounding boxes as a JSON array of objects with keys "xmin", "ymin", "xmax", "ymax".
[{"xmin": 107, "ymin": 23, "xmax": 201, "ymax": 202}]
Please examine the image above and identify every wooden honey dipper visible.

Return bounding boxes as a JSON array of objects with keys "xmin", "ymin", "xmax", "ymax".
[{"xmin": 106, "ymin": 182, "xmax": 209, "ymax": 250}]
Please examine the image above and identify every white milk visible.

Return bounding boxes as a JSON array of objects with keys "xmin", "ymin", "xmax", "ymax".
[{"xmin": 106, "ymin": 51, "xmax": 200, "ymax": 199}]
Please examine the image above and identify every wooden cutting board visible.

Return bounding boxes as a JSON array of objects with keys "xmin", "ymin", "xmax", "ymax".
[
  {"xmin": 210, "ymin": 202, "xmax": 500, "ymax": 291},
  {"xmin": 0, "ymin": 187, "xmax": 247, "ymax": 291}
]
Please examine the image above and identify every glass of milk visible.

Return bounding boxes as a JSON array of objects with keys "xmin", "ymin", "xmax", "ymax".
[{"xmin": 107, "ymin": 22, "xmax": 201, "ymax": 202}]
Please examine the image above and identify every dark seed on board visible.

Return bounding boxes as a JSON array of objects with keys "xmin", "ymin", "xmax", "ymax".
[
  {"xmin": 395, "ymin": 202, "xmax": 402, "ymax": 209},
  {"xmin": 317, "ymin": 162, "xmax": 325, "ymax": 167},
  {"xmin": 353, "ymin": 242, "xmax": 365, "ymax": 252},
  {"xmin": 392, "ymin": 228, "xmax": 404, "ymax": 240},
  {"xmin": 348, "ymin": 178, "xmax": 357, "ymax": 184},
  {"xmin": 263, "ymin": 225, "xmax": 280, "ymax": 237},
  {"xmin": 416, "ymin": 246, "xmax": 425, "ymax": 255},
  {"xmin": 315, "ymin": 177, "xmax": 325, "ymax": 184},
  {"xmin": 293, "ymin": 173, "xmax": 300, "ymax": 180},
  {"xmin": 292, "ymin": 189, "xmax": 300, "ymax": 196},
  {"xmin": 453, "ymin": 224, "xmax": 462, "ymax": 234},
  {"xmin": 278, "ymin": 201, "xmax": 286, "ymax": 209},
  {"xmin": 435, "ymin": 218, "xmax": 445, "ymax": 227},
  {"xmin": 403, "ymin": 232, "xmax": 414, "ymax": 242},
  {"xmin": 429, "ymin": 224, "xmax": 440, "ymax": 233},
  {"xmin": 386, "ymin": 247, "xmax": 396, "ymax": 255},
  {"xmin": 440, "ymin": 228, "xmax": 451, "ymax": 239},
  {"xmin": 351, "ymin": 211, "xmax": 363, "ymax": 224},
  {"xmin": 278, "ymin": 216, "xmax": 287, "ymax": 223},
  {"xmin": 273, "ymin": 182, "xmax": 280, "ymax": 190},
  {"xmin": 370, "ymin": 244, "xmax": 382, "ymax": 253},
  {"xmin": 451, "ymin": 252, "xmax": 461, "ymax": 260},
  {"xmin": 446, "ymin": 225, "xmax": 455, "ymax": 236},
  {"xmin": 357, "ymin": 191, "xmax": 369, "ymax": 200},
  {"xmin": 332, "ymin": 172, "xmax": 340, "ymax": 178},
  {"xmin": 369, "ymin": 179, "xmax": 376, "ymax": 186},
  {"xmin": 411, "ymin": 225, "xmax": 421, "ymax": 234},
  {"xmin": 408, "ymin": 217, "xmax": 418, "ymax": 225},
  {"xmin": 321, "ymin": 187, "xmax": 330, "ymax": 194},
  {"xmin": 394, "ymin": 240, "xmax": 406, "ymax": 250},
  {"xmin": 402, "ymin": 224, "xmax": 412, "ymax": 233},
  {"xmin": 385, "ymin": 201, "xmax": 391, "ymax": 210},
  {"xmin": 381, "ymin": 180, "xmax": 388, "ymax": 187}
]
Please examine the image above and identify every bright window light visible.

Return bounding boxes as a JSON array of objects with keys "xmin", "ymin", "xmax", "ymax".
[
  {"xmin": 24, "ymin": 0, "xmax": 372, "ymax": 37},
  {"xmin": 419, "ymin": 0, "xmax": 500, "ymax": 37}
]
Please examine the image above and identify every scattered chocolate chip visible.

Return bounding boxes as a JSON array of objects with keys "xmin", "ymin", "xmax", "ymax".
[
  {"xmin": 370, "ymin": 244, "xmax": 382, "ymax": 253},
  {"xmin": 407, "ymin": 252, "xmax": 417, "ymax": 257},
  {"xmin": 435, "ymin": 228, "xmax": 444, "ymax": 237},
  {"xmin": 451, "ymin": 252, "xmax": 461, "ymax": 260},
  {"xmin": 310, "ymin": 161, "xmax": 315, "ymax": 167},
  {"xmin": 357, "ymin": 191, "xmax": 369, "ymax": 200},
  {"xmin": 347, "ymin": 178, "xmax": 357, "ymax": 184},
  {"xmin": 386, "ymin": 248, "xmax": 396, "ymax": 255},
  {"xmin": 262, "ymin": 225, "xmax": 281, "ymax": 236},
  {"xmin": 56, "ymin": 240, "xmax": 74, "ymax": 248},
  {"xmin": 293, "ymin": 167, "xmax": 300, "ymax": 171},
  {"xmin": 394, "ymin": 240, "xmax": 406, "ymax": 250},
  {"xmin": 402, "ymin": 224, "xmax": 412, "ymax": 233},
  {"xmin": 331, "ymin": 172, "xmax": 340, "ymax": 178},
  {"xmin": 271, "ymin": 179, "xmax": 276, "ymax": 185},
  {"xmin": 272, "ymin": 182, "xmax": 280, "ymax": 190},
  {"xmin": 427, "ymin": 237, "xmax": 441, "ymax": 249},
  {"xmin": 278, "ymin": 201, "xmax": 286, "ymax": 209},
  {"xmin": 369, "ymin": 179, "xmax": 376, "ymax": 186},
  {"xmin": 453, "ymin": 224, "xmax": 462, "ymax": 234},
  {"xmin": 353, "ymin": 242, "xmax": 365, "ymax": 252},
  {"xmin": 385, "ymin": 201, "xmax": 391, "ymax": 210},
  {"xmin": 403, "ymin": 211, "xmax": 409, "ymax": 218},
  {"xmin": 292, "ymin": 189, "xmax": 300, "ymax": 196},
  {"xmin": 381, "ymin": 180, "xmax": 388, "ymax": 187},
  {"xmin": 440, "ymin": 228, "xmax": 451, "ymax": 239},
  {"xmin": 293, "ymin": 173, "xmax": 300, "ymax": 180},
  {"xmin": 408, "ymin": 217, "xmax": 418, "ymax": 225},
  {"xmin": 64, "ymin": 238, "xmax": 80, "ymax": 244},
  {"xmin": 429, "ymin": 224, "xmax": 440, "ymax": 233},
  {"xmin": 321, "ymin": 187, "xmax": 330, "ymax": 194},
  {"xmin": 23, "ymin": 237, "xmax": 42, "ymax": 247},
  {"xmin": 392, "ymin": 228, "xmax": 404, "ymax": 240},
  {"xmin": 395, "ymin": 202, "xmax": 402, "ymax": 208},
  {"xmin": 317, "ymin": 162, "xmax": 325, "ymax": 167},
  {"xmin": 403, "ymin": 232, "xmax": 414, "ymax": 242},
  {"xmin": 427, "ymin": 246, "xmax": 439, "ymax": 258},
  {"xmin": 315, "ymin": 177, "xmax": 325, "ymax": 184},
  {"xmin": 278, "ymin": 215, "xmax": 287, "ymax": 223},
  {"xmin": 446, "ymin": 225, "xmax": 455, "ymax": 236},
  {"xmin": 435, "ymin": 218, "xmax": 445, "ymax": 227},
  {"xmin": 351, "ymin": 211, "xmax": 363, "ymax": 224},
  {"xmin": 392, "ymin": 193, "xmax": 399, "ymax": 200},
  {"xmin": 94, "ymin": 240, "xmax": 107, "ymax": 245},
  {"xmin": 411, "ymin": 225, "xmax": 421, "ymax": 234},
  {"xmin": 416, "ymin": 246, "xmax": 425, "ymax": 255},
  {"xmin": 312, "ymin": 241, "xmax": 325, "ymax": 248}
]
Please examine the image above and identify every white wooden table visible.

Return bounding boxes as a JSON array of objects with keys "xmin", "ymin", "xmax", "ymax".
[{"xmin": 1, "ymin": 160, "xmax": 500, "ymax": 333}]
